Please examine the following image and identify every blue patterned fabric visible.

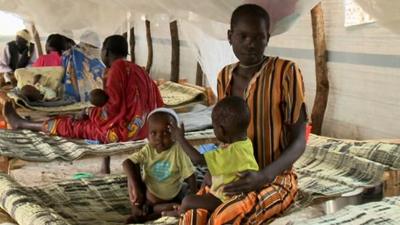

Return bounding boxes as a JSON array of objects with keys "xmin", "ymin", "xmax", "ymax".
[{"xmin": 61, "ymin": 44, "xmax": 105, "ymax": 102}]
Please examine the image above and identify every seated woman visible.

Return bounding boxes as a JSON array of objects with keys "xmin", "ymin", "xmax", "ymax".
[
  {"xmin": 3, "ymin": 35, "xmax": 163, "ymax": 144},
  {"xmin": 32, "ymin": 34, "xmax": 65, "ymax": 67},
  {"xmin": 179, "ymin": 4, "xmax": 307, "ymax": 225},
  {"xmin": 61, "ymin": 30, "xmax": 106, "ymax": 103}
]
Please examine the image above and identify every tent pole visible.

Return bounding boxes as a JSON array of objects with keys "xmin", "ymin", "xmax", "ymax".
[
  {"xmin": 130, "ymin": 27, "xmax": 135, "ymax": 63},
  {"xmin": 311, "ymin": 2, "xmax": 329, "ymax": 135},
  {"xmin": 170, "ymin": 20, "xmax": 180, "ymax": 82},
  {"xmin": 195, "ymin": 62, "xmax": 203, "ymax": 86},
  {"xmin": 145, "ymin": 20, "xmax": 153, "ymax": 73},
  {"xmin": 31, "ymin": 24, "xmax": 43, "ymax": 56}
]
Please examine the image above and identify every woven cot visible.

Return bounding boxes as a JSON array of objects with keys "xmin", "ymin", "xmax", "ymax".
[{"xmin": 0, "ymin": 135, "xmax": 399, "ymax": 225}]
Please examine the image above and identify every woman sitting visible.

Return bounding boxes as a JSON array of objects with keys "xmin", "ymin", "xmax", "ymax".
[
  {"xmin": 3, "ymin": 35, "xmax": 163, "ymax": 144},
  {"xmin": 32, "ymin": 34, "xmax": 65, "ymax": 67}
]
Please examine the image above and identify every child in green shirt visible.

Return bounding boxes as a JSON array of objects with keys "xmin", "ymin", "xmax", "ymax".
[
  {"xmin": 123, "ymin": 108, "xmax": 197, "ymax": 223},
  {"xmin": 169, "ymin": 96, "xmax": 259, "ymax": 215}
]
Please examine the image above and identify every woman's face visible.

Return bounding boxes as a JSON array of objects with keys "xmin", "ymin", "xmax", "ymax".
[{"xmin": 228, "ymin": 16, "xmax": 270, "ymax": 65}]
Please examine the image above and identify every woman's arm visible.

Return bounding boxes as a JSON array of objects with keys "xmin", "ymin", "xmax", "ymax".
[{"xmin": 224, "ymin": 106, "xmax": 307, "ymax": 195}]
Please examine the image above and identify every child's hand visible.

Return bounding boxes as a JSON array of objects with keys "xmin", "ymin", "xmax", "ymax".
[
  {"xmin": 169, "ymin": 121, "xmax": 185, "ymax": 142},
  {"xmin": 74, "ymin": 109, "xmax": 89, "ymax": 120}
]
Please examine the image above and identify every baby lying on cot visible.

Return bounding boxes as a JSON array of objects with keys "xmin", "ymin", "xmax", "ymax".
[{"xmin": 21, "ymin": 74, "xmax": 57, "ymax": 102}]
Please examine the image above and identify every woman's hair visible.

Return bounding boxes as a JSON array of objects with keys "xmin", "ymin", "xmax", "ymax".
[
  {"xmin": 230, "ymin": 4, "xmax": 270, "ymax": 31},
  {"xmin": 46, "ymin": 34, "xmax": 66, "ymax": 55},
  {"xmin": 102, "ymin": 35, "xmax": 128, "ymax": 57}
]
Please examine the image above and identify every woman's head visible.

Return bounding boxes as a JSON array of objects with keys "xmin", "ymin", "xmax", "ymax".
[
  {"xmin": 46, "ymin": 34, "xmax": 65, "ymax": 55},
  {"xmin": 101, "ymin": 35, "xmax": 128, "ymax": 67},
  {"xmin": 212, "ymin": 96, "xmax": 250, "ymax": 143},
  {"xmin": 147, "ymin": 108, "xmax": 179, "ymax": 152},
  {"xmin": 228, "ymin": 4, "xmax": 270, "ymax": 66}
]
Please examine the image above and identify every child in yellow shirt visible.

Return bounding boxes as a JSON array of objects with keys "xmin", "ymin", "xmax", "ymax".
[
  {"xmin": 170, "ymin": 96, "xmax": 259, "ymax": 215},
  {"xmin": 123, "ymin": 108, "xmax": 197, "ymax": 223}
]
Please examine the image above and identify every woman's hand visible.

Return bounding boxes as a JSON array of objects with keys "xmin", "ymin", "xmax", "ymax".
[{"xmin": 223, "ymin": 171, "xmax": 271, "ymax": 196}]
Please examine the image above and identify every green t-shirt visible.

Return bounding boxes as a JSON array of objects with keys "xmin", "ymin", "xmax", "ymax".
[
  {"xmin": 204, "ymin": 138, "xmax": 259, "ymax": 202},
  {"xmin": 129, "ymin": 143, "xmax": 195, "ymax": 200}
]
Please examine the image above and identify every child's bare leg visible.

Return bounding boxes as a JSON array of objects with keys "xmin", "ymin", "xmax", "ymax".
[{"xmin": 180, "ymin": 193, "xmax": 222, "ymax": 214}]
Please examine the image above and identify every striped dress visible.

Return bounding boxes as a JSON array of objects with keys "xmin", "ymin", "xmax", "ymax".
[{"xmin": 180, "ymin": 57, "xmax": 306, "ymax": 225}]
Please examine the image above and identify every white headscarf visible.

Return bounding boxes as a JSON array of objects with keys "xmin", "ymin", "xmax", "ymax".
[
  {"xmin": 79, "ymin": 30, "xmax": 101, "ymax": 48},
  {"xmin": 16, "ymin": 29, "xmax": 32, "ymax": 42},
  {"xmin": 148, "ymin": 108, "xmax": 180, "ymax": 124}
]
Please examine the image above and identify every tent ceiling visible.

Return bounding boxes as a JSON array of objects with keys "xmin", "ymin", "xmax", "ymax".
[{"xmin": 0, "ymin": 0, "xmax": 320, "ymax": 38}]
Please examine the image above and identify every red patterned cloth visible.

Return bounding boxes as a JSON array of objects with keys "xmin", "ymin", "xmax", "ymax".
[{"xmin": 45, "ymin": 59, "xmax": 163, "ymax": 143}]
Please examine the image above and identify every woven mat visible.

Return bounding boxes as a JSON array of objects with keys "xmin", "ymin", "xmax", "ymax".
[
  {"xmin": 293, "ymin": 196, "xmax": 400, "ymax": 225},
  {"xmin": 158, "ymin": 82, "xmax": 206, "ymax": 106},
  {"xmin": 0, "ymin": 129, "xmax": 215, "ymax": 162},
  {"xmin": 0, "ymin": 134, "xmax": 398, "ymax": 224},
  {"xmin": 0, "ymin": 173, "xmax": 187, "ymax": 225},
  {"xmin": 294, "ymin": 134, "xmax": 400, "ymax": 199}
]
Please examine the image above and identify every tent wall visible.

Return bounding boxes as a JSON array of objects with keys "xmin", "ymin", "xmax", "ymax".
[
  {"xmin": 131, "ymin": 19, "xmax": 198, "ymax": 84},
  {"xmin": 268, "ymin": 0, "xmax": 400, "ymax": 139}
]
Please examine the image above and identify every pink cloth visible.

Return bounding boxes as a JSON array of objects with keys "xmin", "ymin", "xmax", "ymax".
[{"xmin": 32, "ymin": 51, "xmax": 61, "ymax": 67}]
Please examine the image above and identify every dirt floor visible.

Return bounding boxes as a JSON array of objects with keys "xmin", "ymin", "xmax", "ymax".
[{"xmin": 10, "ymin": 154, "xmax": 130, "ymax": 186}]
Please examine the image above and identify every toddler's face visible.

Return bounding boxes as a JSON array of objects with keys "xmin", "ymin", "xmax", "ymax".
[{"xmin": 148, "ymin": 115, "xmax": 175, "ymax": 152}]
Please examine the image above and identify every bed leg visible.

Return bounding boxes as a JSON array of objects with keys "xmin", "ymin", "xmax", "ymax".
[
  {"xmin": 0, "ymin": 156, "xmax": 10, "ymax": 174},
  {"xmin": 100, "ymin": 156, "xmax": 111, "ymax": 174}
]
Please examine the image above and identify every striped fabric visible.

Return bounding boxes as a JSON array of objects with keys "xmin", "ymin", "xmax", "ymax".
[
  {"xmin": 180, "ymin": 57, "xmax": 306, "ymax": 225},
  {"xmin": 217, "ymin": 57, "xmax": 306, "ymax": 168},
  {"xmin": 179, "ymin": 171, "xmax": 297, "ymax": 225}
]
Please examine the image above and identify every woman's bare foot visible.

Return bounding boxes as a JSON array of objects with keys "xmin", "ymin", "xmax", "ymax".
[{"xmin": 2, "ymin": 101, "xmax": 23, "ymax": 129}]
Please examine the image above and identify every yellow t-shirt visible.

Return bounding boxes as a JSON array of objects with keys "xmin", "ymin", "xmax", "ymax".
[
  {"xmin": 129, "ymin": 143, "xmax": 195, "ymax": 200},
  {"xmin": 204, "ymin": 138, "xmax": 259, "ymax": 202}
]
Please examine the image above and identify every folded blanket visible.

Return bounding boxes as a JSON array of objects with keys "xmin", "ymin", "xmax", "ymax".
[
  {"xmin": 178, "ymin": 105, "xmax": 213, "ymax": 132},
  {"xmin": 158, "ymin": 82, "xmax": 206, "ymax": 106}
]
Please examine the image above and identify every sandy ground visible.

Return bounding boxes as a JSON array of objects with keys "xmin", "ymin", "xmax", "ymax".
[{"xmin": 10, "ymin": 154, "xmax": 130, "ymax": 186}]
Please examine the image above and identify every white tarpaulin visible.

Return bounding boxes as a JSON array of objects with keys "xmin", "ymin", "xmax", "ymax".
[
  {"xmin": 0, "ymin": 0, "xmax": 320, "ymax": 93},
  {"xmin": 354, "ymin": 0, "xmax": 400, "ymax": 34}
]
